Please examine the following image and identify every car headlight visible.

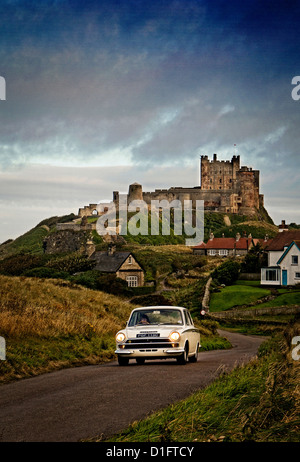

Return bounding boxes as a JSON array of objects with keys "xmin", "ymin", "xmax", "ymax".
[
  {"xmin": 169, "ymin": 331, "xmax": 180, "ymax": 341},
  {"xmin": 116, "ymin": 332, "xmax": 126, "ymax": 343}
]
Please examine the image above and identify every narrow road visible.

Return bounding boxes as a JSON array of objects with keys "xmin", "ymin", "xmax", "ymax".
[{"xmin": 0, "ymin": 330, "xmax": 265, "ymax": 442}]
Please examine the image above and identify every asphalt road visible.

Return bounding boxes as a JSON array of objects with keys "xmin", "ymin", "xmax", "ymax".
[{"xmin": 0, "ymin": 330, "xmax": 265, "ymax": 442}]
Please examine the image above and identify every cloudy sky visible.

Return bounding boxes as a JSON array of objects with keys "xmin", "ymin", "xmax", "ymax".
[{"xmin": 0, "ymin": 0, "xmax": 299, "ymax": 243}]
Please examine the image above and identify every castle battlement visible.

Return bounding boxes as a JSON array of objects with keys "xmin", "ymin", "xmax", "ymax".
[{"xmin": 79, "ymin": 153, "xmax": 264, "ymax": 218}]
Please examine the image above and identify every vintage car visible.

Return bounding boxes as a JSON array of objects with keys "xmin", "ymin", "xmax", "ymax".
[{"xmin": 115, "ymin": 306, "xmax": 201, "ymax": 366}]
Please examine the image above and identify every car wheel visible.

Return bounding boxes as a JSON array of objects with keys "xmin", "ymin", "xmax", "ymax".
[
  {"xmin": 189, "ymin": 343, "xmax": 199, "ymax": 363},
  {"xmin": 136, "ymin": 358, "xmax": 145, "ymax": 365},
  {"xmin": 177, "ymin": 344, "xmax": 188, "ymax": 365},
  {"xmin": 118, "ymin": 356, "xmax": 129, "ymax": 366}
]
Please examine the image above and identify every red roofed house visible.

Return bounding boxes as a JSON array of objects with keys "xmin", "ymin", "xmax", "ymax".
[
  {"xmin": 192, "ymin": 233, "xmax": 254, "ymax": 257},
  {"xmin": 261, "ymin": 230, "xmax": 300, "ymax": 286}
]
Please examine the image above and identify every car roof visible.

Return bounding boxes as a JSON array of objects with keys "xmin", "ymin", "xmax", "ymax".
[{"xmin": 131, "ymin": 306, "xmax": 187, "ymax": 311}]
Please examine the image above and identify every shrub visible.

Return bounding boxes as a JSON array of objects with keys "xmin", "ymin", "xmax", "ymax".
[
  {"xmin": 46, "ymin": 253, "xmax": 96, "ymax": 274},
  {"xmin": 211, "ymin": 260, "xmax": 240, "ymax": 285},
  {"xmin": 23, "ymin": 267, "xmax": 69, "ymax": 279},
  {"xmin": 0, "ymin": 254, "xmax": 49, "ymax": 276}
]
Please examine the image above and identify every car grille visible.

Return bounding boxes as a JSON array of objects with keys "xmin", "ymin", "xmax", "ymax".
[{"xmin": 124, "ymin": 338, "xmax": 178, "ymax": 349}]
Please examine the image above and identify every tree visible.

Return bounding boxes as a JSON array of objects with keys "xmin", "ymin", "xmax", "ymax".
[{"xmin": 211, "ymin": 260, "xmax": 240, "ymax": 285}]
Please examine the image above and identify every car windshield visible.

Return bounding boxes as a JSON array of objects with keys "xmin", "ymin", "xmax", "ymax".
[{"xmin": 128, "ymin": 309, "xmax": 183, "ymax": 326}]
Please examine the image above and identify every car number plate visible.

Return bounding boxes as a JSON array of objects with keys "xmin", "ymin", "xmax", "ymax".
[{"xmin": 136, "ymin": 333, "xmax": 160, "ymax": 338}]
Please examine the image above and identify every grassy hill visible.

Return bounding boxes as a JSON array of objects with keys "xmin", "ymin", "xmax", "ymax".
[
  {"xmin": 0, "ymin": 213, "xmax": 77, "ymax": 259},
  {"xmin": 0, "ymin": 274, "xmax": 134, "ymax": 383},
  {"xmin": 0, "ymin": 209, "xmax": 280, "ymax": 261}
]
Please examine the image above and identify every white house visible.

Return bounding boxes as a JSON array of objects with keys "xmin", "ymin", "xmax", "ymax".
[{"xmin": 261, "ymin": 231, "xmax": 300, "ymax": 286}]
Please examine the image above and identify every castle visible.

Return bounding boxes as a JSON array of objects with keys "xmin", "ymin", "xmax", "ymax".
[{"xmin": 78, "ymin": 154, "xmax": 264, "ymax": 217}]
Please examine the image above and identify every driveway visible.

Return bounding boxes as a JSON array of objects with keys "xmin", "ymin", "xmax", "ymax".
[{"xmin": 0, "ymin": 330, "xmax": 265, "ymax": 442}]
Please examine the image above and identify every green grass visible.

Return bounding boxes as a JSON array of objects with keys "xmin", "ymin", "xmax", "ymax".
[
  {"xmin": 257, "ymin": 291, "xmax": 300, "ymax": 308},
  {"xmin": 1, "ymin": 226, "xmax": 48, "ymax": 256},
  {"xmin": 210, "ymin": 284, "xmax": 271, "ymax": 312}
]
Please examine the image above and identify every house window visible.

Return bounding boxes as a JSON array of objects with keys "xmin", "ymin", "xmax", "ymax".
[
  {"xmin": 219, "ymin": 249, "xmax": 228, "ymax": 256},
  {"xmin": 265, "ymin": 269, "xmax": 279, "ymax": 281},
  {"xmin": 292, "ymin": 256, "xmax": 298, "ymax": 265},
  {"xmin": 128, "ymin": 255, "xmax": 133, "ymax": 264},
  {"xmin": 208, "ymin": 249, "xmax": 216, "ymax": 256},
  {"xmin": 126, "ymin": 275, "xmax": 138, "ymax": 287},
  {"xmin": 295, "ymin": 272, "xmax": 300, "ymax": 279}
]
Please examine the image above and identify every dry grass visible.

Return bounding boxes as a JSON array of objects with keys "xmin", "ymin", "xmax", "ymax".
[
  {"xmin": 0, "ymin": 274, "xmax": 136, "ymax": 383},
  {"xmin": 0, "ymin": 275, "xmax": 134, "ymax": 339}
]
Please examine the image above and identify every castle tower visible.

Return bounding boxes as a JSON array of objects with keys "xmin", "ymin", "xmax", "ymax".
[
  {"xmin": 128, "ymin": 182, "xmax": 143, "ymax": 202},
  {"xmin": 200, "ymin": 153, "xmax": 240, "ymax": 191}
]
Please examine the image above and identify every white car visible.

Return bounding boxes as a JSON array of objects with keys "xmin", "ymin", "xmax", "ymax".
[{"xmin": 115, "ymin": 306, "xmax": 201, "ymax": 366}]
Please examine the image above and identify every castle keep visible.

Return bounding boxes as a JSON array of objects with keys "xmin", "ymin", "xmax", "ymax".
[{"xmin": 79, "ymin": 154, "xmax": 264, "ymax": 217}]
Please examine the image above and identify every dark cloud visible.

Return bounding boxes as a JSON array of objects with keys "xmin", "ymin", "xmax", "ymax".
[{"xmin": 0, "ymin": 0, "xmax": 299, "ymax": 240}]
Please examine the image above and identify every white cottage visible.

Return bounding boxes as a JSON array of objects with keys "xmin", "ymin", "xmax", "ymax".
[{"xmin": 261, "ymin": 231, "xmax": 300, "ymax": 286}]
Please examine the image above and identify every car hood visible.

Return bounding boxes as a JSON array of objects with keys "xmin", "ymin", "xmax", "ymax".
[{"xmin": 124, "ymin": 325, "xmax": 184, "ymax": 338}]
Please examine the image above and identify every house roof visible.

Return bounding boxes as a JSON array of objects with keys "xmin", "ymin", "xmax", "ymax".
[
  {"xmin": 277, "ymin": 240, "xmax": 300, "ymax": 264},
  {"xmin": 252, "ymin": 238, "xmax": 273, "ymax": 249},
  {"xmin": 193, "ymin": 237, "xmax": 252, "ymax": 250},
  {"xmin": 265, "ymin": 231, "xmax": 300, "ymax": 251},
  {"xmin": 91, "ymin": 251, "xmax": 132, "ymax": 272}
]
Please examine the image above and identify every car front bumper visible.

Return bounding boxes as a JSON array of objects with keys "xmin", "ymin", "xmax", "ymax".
[{"xmin": 115, "ymin": 346, "xmax": 185, "ymax": 358}]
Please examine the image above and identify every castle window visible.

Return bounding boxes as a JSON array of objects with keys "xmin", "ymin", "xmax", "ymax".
[{"xmin": 219, "ymin": 179, "xmax": 222, "ymax": 183}]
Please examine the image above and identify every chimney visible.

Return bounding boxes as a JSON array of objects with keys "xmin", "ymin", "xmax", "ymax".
[
  {"xmin": 236, "ymin": 232, "xmax": 241, "ymax": 241},
  {"xmin": 210, "ymin": 232, "xmax": 214, "ymax": 240},
  {"xmin": 278, "ymin": 220, "xmax": 288, "ymax": 232},
  {"xmin": 107, "ymin": 244, "xmax": 116, "ymax": 256}
]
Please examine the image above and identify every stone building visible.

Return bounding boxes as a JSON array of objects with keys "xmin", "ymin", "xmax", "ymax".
[
  {"xmin": 90, "ymin": 245, "xmax": 144, "ymax": 287},
  {"xmin": 79, "ymin": 153, "xmax": 264, "ymax": 218},
  {"xmin": 113, "ymin": 154, "xmax": 264, "ymax": 216}
]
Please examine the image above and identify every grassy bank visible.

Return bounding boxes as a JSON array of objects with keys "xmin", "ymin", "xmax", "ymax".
[
  {"xmin": 104, "ymin": 318, "xmax": 300, "ymax": 443},
  {"xmin": 210, "ymin": 281, "xmax": 300, "ymax": 312},
  {"xmin": 0, "ymin": 274, "xmax": 229, "ymax": 384},
  {"xmin": 0, "ymin": 274, "xmax": 134, "ymax": 383}
]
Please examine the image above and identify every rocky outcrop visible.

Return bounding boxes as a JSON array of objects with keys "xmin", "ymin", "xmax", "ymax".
[{"xmin": 43, "ymin": 230, "xmax": 94, "ymax": 255}]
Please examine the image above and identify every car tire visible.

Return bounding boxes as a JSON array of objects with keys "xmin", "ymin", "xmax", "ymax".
[
  {"xmin": 136, "ymin": 358, "xmax": 145, "ymax": 365},
  {"xmin": 118, "ymin": 356, "xmax": 129, "ymax": 366},
  {"xmin": 189, "ymin": 343, "xmax": 199, "ymax": 363},
  {"xmin": 177, "ymin": 344, "xmax": 188, "ymax": 365}
]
